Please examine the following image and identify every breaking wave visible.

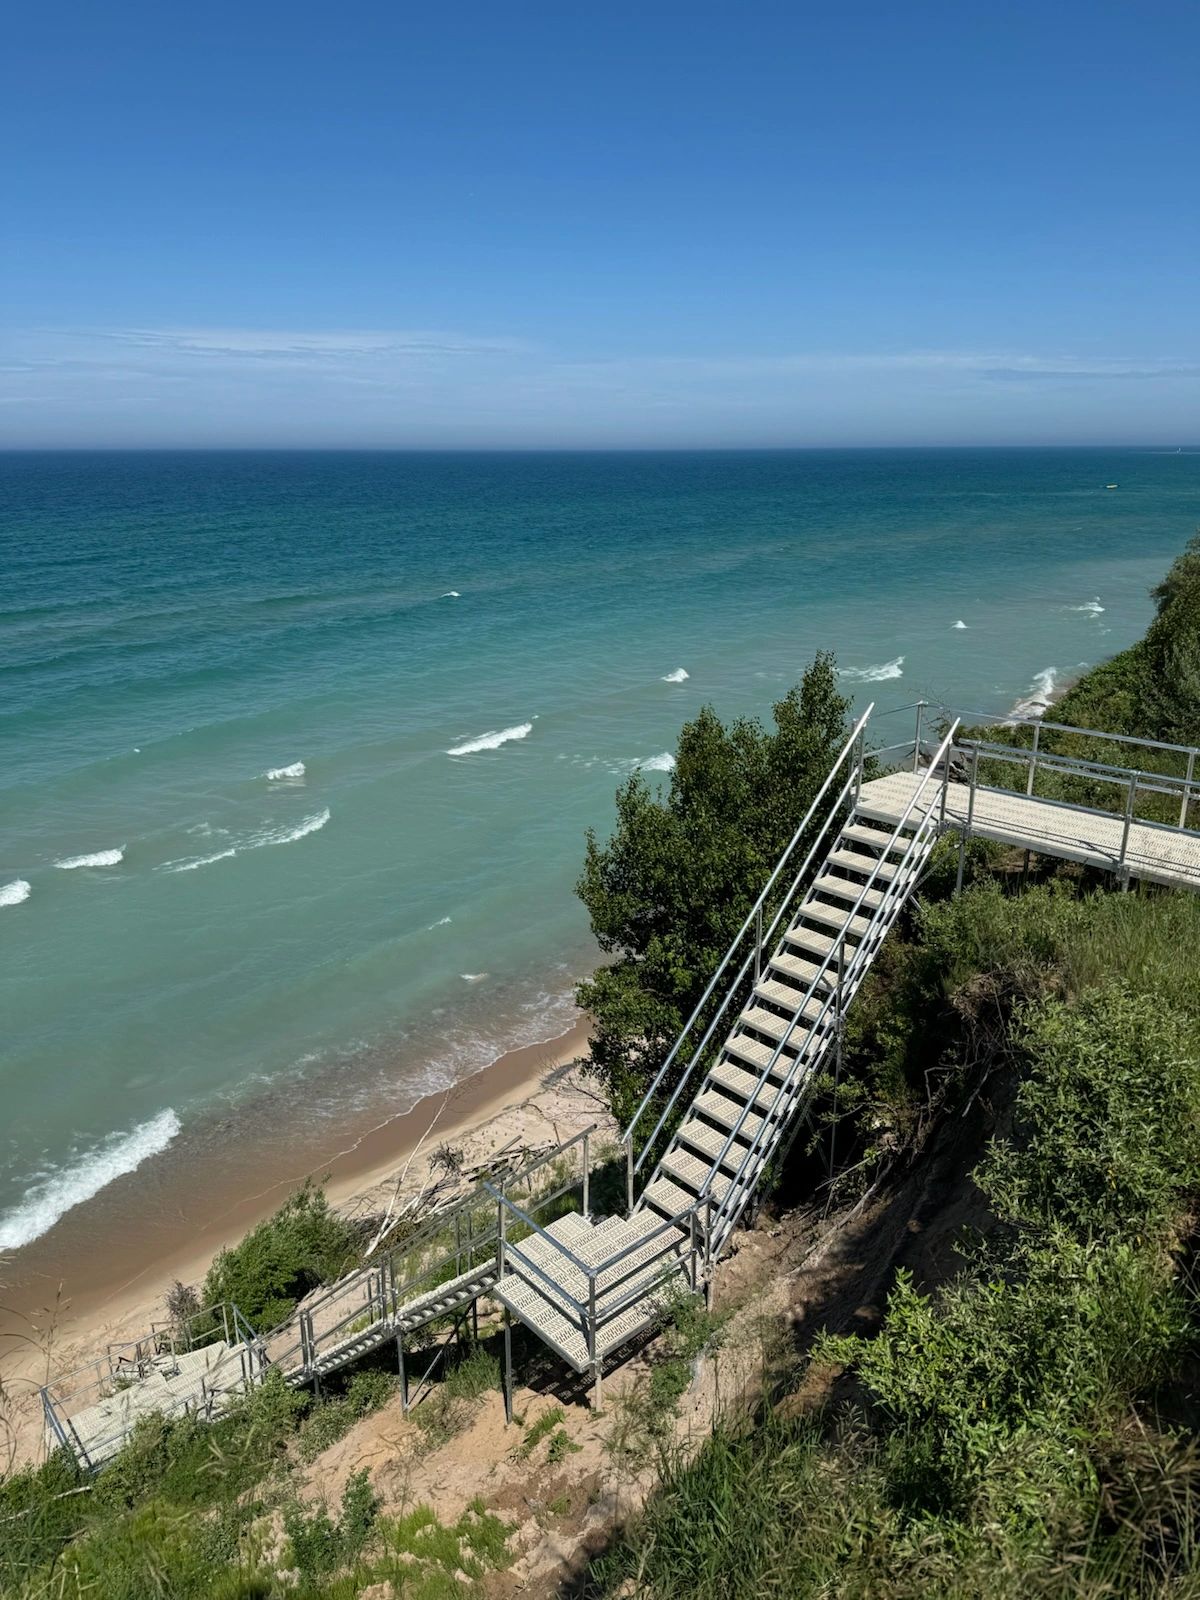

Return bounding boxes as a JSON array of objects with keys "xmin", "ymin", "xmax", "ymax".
[
  {"xmin": 1065, "ymin": 598, "xmax": 1105, "ymax": 615},
  {"xmin": 662, "ymin": 668, "xmax": 689, "ymax": 683},
  {"xmin": 0, "ymin": 879, "xmax": 31, "ymax": 908},
  {"xmin": 162, "ymin": 808, "xmax": 331, "ymax": 873},
  {"xmin": 0, "ymin": 1109, "xmax": 181, "ymax": 1251},
  {"xmin": 841, "ymin": 656, "xmax": 905, "ymax": 682},
  {"xmin": 441, "ymin": 590, "xmax": 461, "ymax": 599},
  {"xmin": 55, "ymin": 848, "xmax": 124, "ymax": 870},
  {"xmin": 952, "ymin": 620, "xmax": 968, "ymax": 630},
  {"xmin": 265, "ymin": 761, "xmax": 306, "ymax": 780},
  {"xmin": 460, "ymin": 972, "xmax": 489, "ymax": 983},
  {"xmin": 639, "ymin": 752, "xmax": 676, "ymax": 772},
  {"xmin": 446, "ymin": 722, "xmax": 533, "ymax": 756},
  {"xmin": 428, "ymin": 916, "xmax": 452, "ymax": 929},
  {"xmin": 1007, "ymin": 667, "xmax": 1058, "ymax": 722}
]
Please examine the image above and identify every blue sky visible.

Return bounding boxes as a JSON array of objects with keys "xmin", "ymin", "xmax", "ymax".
[{"xmin": 4, "ymin": 0, "xmax": 1199, "ymax": 447}]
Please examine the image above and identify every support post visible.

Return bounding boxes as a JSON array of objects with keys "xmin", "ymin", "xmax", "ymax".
[
  {"xmin": 624, "ymin": 1133, "xmax": 634, "ymax": 1217},
  {"xmin": 1119, "ymin": 773, "xmax": 1136, "ymax": 888},
  {"xmin": 853, "ymin": 725, "xmax": 866, "ymax": 808},
  {"xmin": 397, "ymin": 1332, "xmax": 408, "ymax": 1414},
  {"xmin": 955, "ymin": 744, "xmax": 979, "ymax": 895},
  {"xmin": 913, "ymin": 700, "xmax": 925, "ymax": 773},
  {"xmin": 455, "ymin": 1212, "xmax": 462, "ymax": 1278},
  {"xmin": 1026, "ymin": 721, "xmax": 1041, "ymax": 796},
  {"xmin": 754, "ymin": 902, "xmax": 763, "ymax": 983},
  {"xmin": 582, "ymin": 1130, "xmax": 591, "ymax": 1218},
  {"xmin": 503, "ymin": 1311, "xmax": 513, "ymax": 1425},
  {"xmin": 1181, "ymin": 751, "xmax": 1195, "ymax": 830}
]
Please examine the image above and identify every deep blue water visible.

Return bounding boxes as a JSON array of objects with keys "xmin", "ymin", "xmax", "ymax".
[{"xmin": 1, "ymin": 448, "xmax": 1196, "ymax": 1250}]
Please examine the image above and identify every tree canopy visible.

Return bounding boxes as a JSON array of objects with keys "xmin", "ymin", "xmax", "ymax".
[{"xmin": 575, "ymin": 652, "xmax": 855, "ymax": 1130}]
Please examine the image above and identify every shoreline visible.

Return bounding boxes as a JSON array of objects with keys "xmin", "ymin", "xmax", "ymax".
[{"xmin": 1, "ymin": 1015, "xmax": 600, "ymax": 1459}]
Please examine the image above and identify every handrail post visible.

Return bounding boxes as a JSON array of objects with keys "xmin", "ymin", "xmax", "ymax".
[
  {"xmin": 754, "ymin": 902, "xmax": 763, "ymax": 983},
  {"xmin": 913, "ymin": 700, "xmax": 925, "ymax": 773},
  {"xmin": 1181, "ymin": 751, "xmax": 1196, "ymax": 830},
  {"xmin": 854, "ymin": 722, "xmax": 866, "ymax": 807},
  {"xmin": 624, "ymin": 1133, "xmax": 634, "ymax": 1216},
  {"xmin": 1119, "ymin": 773, "xmax": 1136, "ymax": 887},
  {"xmin": 582, "ymin": 1129, "xmax": 591, "ymax": 1218},
  {"xmin": 1026, "ymin": 722, "xmax": 1041, "ymax": 797},
  {"xmin": 956, "ymin": 742, "xmax": 979, "ymax": 894},
  {"xmin": 497, "ymin": 1187, "xmax": 507, "ymax": 1280}
]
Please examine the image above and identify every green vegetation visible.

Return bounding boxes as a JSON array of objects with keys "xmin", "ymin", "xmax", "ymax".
[
  {"xmin": 592, "ymin": 878, "xmax": 1200, "ymax": 1597},
  {"xmin": 203, "ymin": 1183, "xmax": 364, "ymax": 1329},
  {"xmin": 577, "ymin": 651, "xmax": 857, "ymax": 1128}
]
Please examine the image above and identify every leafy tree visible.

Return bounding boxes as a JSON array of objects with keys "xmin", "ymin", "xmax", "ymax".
[{"xmin": 575, "ymin": 652, "xmax": 856, "ymax": 1131}]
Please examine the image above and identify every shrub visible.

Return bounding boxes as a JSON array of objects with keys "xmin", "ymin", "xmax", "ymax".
[{"xmin": 202, "ymin": 1183, "xmax": 362, "ymax": 1328}]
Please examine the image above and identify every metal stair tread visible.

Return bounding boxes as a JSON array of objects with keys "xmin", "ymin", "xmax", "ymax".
[
  {"xmin": 661, "ymin": 1147, "xmax": 733, "ymax": 1200},
  {"xmin": 676, "ymin": 1114, "xmax": 749, "ymax": 1168},
  {"xmin": 739, "ymin": 997, "xmax": 826, "ymax": 1043},
  {"xmin": 841, "ymin": 822, "xmax": 911, "ymax": 854},
  {"xmin": 792, "ymin": 900, "xmax": 873, "ymax": 939},
  {"xmin": 812, "ymin": 873, "xmax": 885, "ymax": 911},
  {"xmin": 692, "ymin": 1088, "xmax": 767, "ymax": 1142},
  {"xmin": 826, "ymin": 847, "xmax": 900, "ymax": 880},
  {"xmin": 761, "ymin": 952, "xmax": 835, "ymax": 994},
  {"xmin": 708, "ymin": 1059, "xmax": 785, "ymax": 1110}
]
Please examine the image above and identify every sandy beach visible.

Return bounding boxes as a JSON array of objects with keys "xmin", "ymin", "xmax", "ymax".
[{"xmin": 1, "ymin": 1015, "xmax": 605, "ymax": 1467}]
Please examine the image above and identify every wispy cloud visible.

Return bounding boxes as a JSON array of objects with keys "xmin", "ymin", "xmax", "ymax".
[{"xmin": 88, "ymin": 327, "xmax": 530, "ymax": 361}]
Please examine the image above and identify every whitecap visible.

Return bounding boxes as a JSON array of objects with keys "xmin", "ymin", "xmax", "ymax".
[
  {"xmin": 0, "ymin": 1109, "xmax": 182, "ymax": 1251},
  {"xmin": 662, "ymin": 668, "xmax": 689, "ymax": 683},
  {"xmin": 1006, "ymin": 667, "xmax": 1058, "ymax": 722},
  {"xmin": 162, "ymin": 808, "xmax": 330, "ymax": 873},
  {"xmin": 441, "ymin": 590, "xmax": 461, "ymax": 598},
  {"xmin": 0, "ymin": 879, "xmax": 31, "ymax": 908},
  {"xmin": 460, "ymin": 972, "xmax": 489, "ymax": 982},
  {"xmin": 446, "ymin": 722, "xmax": 533, "ymax": 756},
  {"xmin": 952, "ymin": 620, "xmax": 968, "ymax": 630},
  {"xmin": 840, "ymin": 656, "xmax": 905, "ymax": 682},
  {"xmin": 264, "ymin": 761, "xmax": 306, "ymax": 781},
  {"xmin": 428, "ymin": 916, "xmax": 452, "ymax": 929},
  {"xmin": 55, "ymin": 847, "xmax": 124, "ymax": 870},
  {"xmin": 1064, "ymin": 598, "xmax": 1105, "ymax": 615},
  {"xmin": 639, "ymin": 752, "xmax": 676, "ymax": 772}
]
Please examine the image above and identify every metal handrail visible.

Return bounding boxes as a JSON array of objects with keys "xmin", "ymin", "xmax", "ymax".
[
  {"xmin": 621, "ymin": 706, "xmax": 875, "ymax": 1186},
  {"xmin": 695, "ymin": 723, "xmax": 958, "ymax": 1237},
  {"xmin": 959, "ymin": 738, "xmax": 1194, "ymax": 799},
  {"xmin": 951, "ymin": 704, "xmax": 1200, "ymax": 762},
  {"xmin": 704, "ymin": 754, "xmax": 951, "ymax": 1242}
]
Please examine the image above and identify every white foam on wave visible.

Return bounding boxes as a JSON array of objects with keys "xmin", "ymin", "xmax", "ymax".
[
  {"xmin": 662, "ymin": 668, "xmax": 689, "ymax": 683},
  {"xmin": 460, "ymin": 972, "xmax": 489, "ymax": 983},
  {"xmin": 162, "ymin": 808, "xmax": 331, "ymax": 873},
  {"xmin": 264, "ymin": 761, "xmax": 306, "ymax": 781},
  {"xmin": 428, "ymin": 916, "xmax": 452, "ymax": 929},
  {"xmin": 952, "ymin": 620, "xmax": 968, "ymax": 630},
  {"xmin": 0, "ymin": 1108, "xmax": 181, "ymax": 1251},
  {"xmin": 639, "ymin": 752, "xmax": 676, "ymax": 772},
  {"xmin": 441, "ymin": 590, "xmax": 461, "ymax": 599},
  {"xmin": 1065, "ymin": 598, "xmax": 1105, "ymax": 615},
  {"xmin": 0, "ymin": 879, "xmax": 31, "ymax": 908},
  {"xmin": 841, "ymin": 656, "xmax": 905, "ymax": 682},
  {"xmin": 446, "ymin": 722, "xmax": 533, "ymax": 757},
  {"xmin": 55, "ymin": 847, "xmax": 124, "ymax": 870},
  {"xmin": 1006, "ymin": 667, "xmax": 1058, "ymax": 722}
]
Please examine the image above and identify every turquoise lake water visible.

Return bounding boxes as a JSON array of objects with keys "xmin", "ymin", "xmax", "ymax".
[{"xmin": 1, "ymin": 448, "xmax": 1196, "ymax": 1252}]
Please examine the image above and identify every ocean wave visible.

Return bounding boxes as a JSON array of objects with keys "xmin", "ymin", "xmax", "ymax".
[
  {"xmin": 0, "ymin": 1109, "xmax": 181, "ymax": 1251},
  {"xmin": 1065, "ymin": 598, "xmax": 1105, "ymax": 615},
  {"xmin": 162, "ymin": 808, "xmax": 331, "ymax": 873},
  {"xmin": 55, "ymin": 847, "xmax": 125, "ymax": 870},
  {"xmin": 952, "ymin": 620, "xmax": 968, "ymax": 630},
  {"xmin": 0, "ymin": 879, "xmax": 31, "ymax": 908},
  {"xmin": 841, "ymin": 656, "xmax": 905, "ymax": 682},
  {"xmin": 1007, "ymin": 667, "xmax": 1058, "ymax": 722},
  {"xmin": 441, "ymin": 590, "xmax": 461, "ymax": 599},
  {"xmin": 460, "ymin": 972, "xmax": 489, "ymax": 982},
  {"xmin": 446, "ymin": 722, "xmax": 533, "ymax": 756},
  {"xmin": 639, "ymin": 752, "xmax": 676, "ymax": 772},
  {"xmin": 264, "ymin": 761, "xmax": 306, "ymax": 780},
  {"xmin": 428, "ymin": 915, "xmax": 452, "ymax": 929},
  {"xmin": 662, "ymin": 668, "xmax": 689, "ymax": 683}
]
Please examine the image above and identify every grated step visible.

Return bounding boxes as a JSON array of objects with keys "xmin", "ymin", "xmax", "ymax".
[
  {"xmin": 740, "ymin": 997, "xmax": 826, "ymax": 1044},
  {"xmin": 793, "ymin": 900, "xmax": 873, "ymax": 940},
  {"xmin": 676, "ymin": 1114, "xmax": 750, "ymax": 1170},
  {"xmin": 661, "ymin": 1147, "xmax": 733, "ymax": 1200},
  {"xmin": 812, "ymin": 874, "xmax": 885, "ymax": 911},
  {"xmin": 693, "ymin": 1088, "xmax": 767, "ymax": 1142},
  {"xmin": 763, "ymin": 949, "xmax": 835, "ymax": 992},
  {"xmin": 708, "ymin": 1059, "xmax": 786, "ymax": 1110},
  {"xmin": 841, "ymin": 822, "xmax": 912, "ymax": 854},
  {"xmin": 826, "ymin": 848, "xmax": 900, "ymax": 881}
]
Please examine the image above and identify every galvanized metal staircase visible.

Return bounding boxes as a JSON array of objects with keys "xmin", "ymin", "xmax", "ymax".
[{"xmin": 490, "ymin": 710, "xmax": 959, "ymax": 1401}]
